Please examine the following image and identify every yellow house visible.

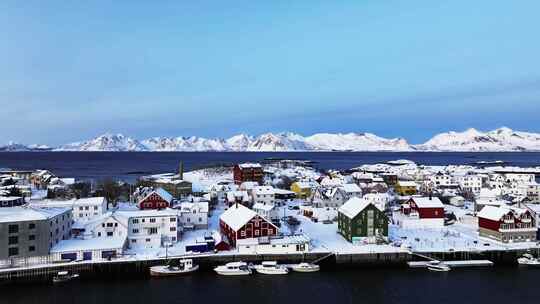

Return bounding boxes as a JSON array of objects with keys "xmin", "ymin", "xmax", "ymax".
[
  {"xmin": 291, "ymin": 181, "xmax": 318, "ymax": 199},
  {"xmin": 395, "ymin": 181, "xmax": 417, "ymax": 196}
]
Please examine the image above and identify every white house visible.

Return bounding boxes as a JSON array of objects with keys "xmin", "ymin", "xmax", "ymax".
[
  {"xmin": 176, "ymin": 201, "xmax": 209, "ymax": 229},
  {"xmin": 251, "ymin": 186, "xmax": 276, "ymax": 206},
  {"xmin": 116, "ymin": 209, "xmax": 179, "ymax": 249},
  {"xmin": 30, "ymin": 197, "xmax": 108, "ymax": 222},
  {"xmin": 456, "ymin": 174, "xmax": 483, "ymax": 195},
  {"xmin": 71, "ymin": 211, "xmax": 127, "ymax": 240},
  {"xmin": 311, "ymin": 187, "xmax": 347, "ymax": 208},
  {"xmin": 252, "ymin": 202, "xmax": 278, "ymax": 221}
]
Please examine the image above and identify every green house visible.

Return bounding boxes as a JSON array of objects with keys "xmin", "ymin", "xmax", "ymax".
[{"xmin": 338, "ymin": 197, "xmax": 388, "ymax": 242}]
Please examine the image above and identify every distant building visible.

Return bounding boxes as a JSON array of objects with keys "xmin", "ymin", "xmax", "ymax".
[
  {"xmin": 0, "ymin": 206, "xmax": 72, "ymax": 260},
  {"xmin": 291, "ymin": 181, "xmax": 318, "ymax": 199},
  {"xmin": 233, "ymin": 163, "xmax": 263, "ymax": 185},
  {"xmin": 0, "ymin": 196, "xmax": 25, "ymax": 208},
  {"xmin": 137, "ymin": 188, "xmax": 173, "ymax": 210},
  {"xmin": 338, "ymin": 197, "xmax": 388, "ymax": 243},
  {"xmin": 395, "ymin": 181, "xmax": 417, "ymax": 196},
  {"xmin": 478, "ymin": 206, "xmax": 536, "ymax": 243}
]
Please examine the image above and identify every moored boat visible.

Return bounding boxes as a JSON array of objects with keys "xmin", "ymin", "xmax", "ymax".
[
  {"xmin": 517, "ymin": 254, "xmax": 540, "ymax": 266},
  {"xmin": 427, "ymin": 261, "xmax": 451, "ymax": 272},
  {"xmin": 253, "ymin": 261, "xmax": 289, "ymax": 275},
  {"xmin": 52, "ymin": 271, "xmax": 80, "ymax": 283},
  {"xmin": 214, "ymin": 261, "xmax": 252, "ymax": 276},
  {"xmin": 150, "ymin": 259, "xmax": 199, "ymax": 277},
  {"xmin": 290, "ymin": 263, "xmax": 320, "ymax": 273}
]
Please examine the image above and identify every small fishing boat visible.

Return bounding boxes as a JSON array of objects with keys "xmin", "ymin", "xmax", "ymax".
[
  {"xmin": 427, "ymin": 261, "xmax": 451, "ymax": 272},
  {"xmin": 253, "ymin": 261, "xmax": 289, "ymax": 275},
  {"xmin": 150, "ymin": 259, "xmax": 199, "ymax": 277},
  {"xmin": 214, "ymin": 262, "xmax": 252, "ymax": 276},
  {"xmin": 517, "ymin": 254, "xmax": 540, "ymax": 266},
  {"xmin": 52, "ymin": 271, "xmax": 80, "ymax": 283},
  {"xmin": 290, "ymin": 263, "xmax": 320, "ymax": 273}
]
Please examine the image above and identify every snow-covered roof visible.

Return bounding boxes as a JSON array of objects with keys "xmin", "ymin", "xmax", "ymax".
[
  {"xmin": 341, "ymin": 183, "xmax": 362, "ymax": 193},
  {"xmin": 0, "ymin": 206, "xmax": 70, "ymax": 223},
  {"xmin": 253, "ymin": 186, "xmax": 275, "ymax": 195},
  {"xmin": 273, "ymin": 188, "xmax": 295, "ymax": 195},
  {"xmin": 115, "ymin": 208, "xmax": 178, "ymax": 219},
  {"xmin": 397, "ymin": 181, "xmax": 417, "ymax": 187},
  {"xmin": 477, "ymin": 205, "xmax": 512, "ymax": 221},
  {"xmin": 294, "ymin": 181, "xmax": 319, "ymax": 189},
  {"xmin": 253, "ymin": 202, "xmax": 275, "ymax": 212},
  {"xmin": 51, "ymin": 236, "xmax": 126, "ymax": 253},
  {"xmin": 339, "ymin": 197, "xmax": 380, "ymax": 219},
  {"xmin": 409, "ymin": 196, "xmax": 444, "ymax": 208},
  {"xmin": 220, "ymin": 204, "xmax": 257, "ymax": 231},
  {"xmin": 238, "ymin": 163, "xmax": 262, "ymax": 169}
]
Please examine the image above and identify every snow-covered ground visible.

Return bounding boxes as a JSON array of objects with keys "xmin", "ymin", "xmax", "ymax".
[{"xmin": 183, "ymin": 168, "xmax": 233, "ymax": 192}]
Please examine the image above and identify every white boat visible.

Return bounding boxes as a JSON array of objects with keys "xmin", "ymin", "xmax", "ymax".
[
  {"xmin": 214, "ymin": 261, "xmax": 252, "ymax": 276},
  {"xmin": 52, "ymin": 271, "xmax": 80, "ymax": 283},
  {"xmin": 427, "ymin": 261, "xmax": 451, "ymax": 272},
  {"xmin": 253, "ymin": 261, "xmax": 289, "ymax": 275},
  {"xmin": 150, "ymin": 259, "xmax": 199, "ymax": 277},
  {"xmin": 517, "ymin": 254, "xmax": 540, "ymax": 266},
  {"xmin": 290, "ymin": 263, "xmax": 320, "ymax": 273}
]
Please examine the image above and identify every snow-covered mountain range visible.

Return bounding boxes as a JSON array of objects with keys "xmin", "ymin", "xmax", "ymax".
[{"xmin": 2, "ymin": 127, "xmax": 540, "ymax": 152}]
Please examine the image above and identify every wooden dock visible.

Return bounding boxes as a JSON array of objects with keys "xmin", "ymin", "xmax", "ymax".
[{"xmin": 408, "ymin": 260, "xmax": 494, "ymax": 268}]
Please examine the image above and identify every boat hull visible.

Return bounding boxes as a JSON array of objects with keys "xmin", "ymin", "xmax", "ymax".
[
  {"xmin": 150, "ymin": 265, "xmax": 199, "ymax": 277},
  {"xmin": 254, "ymin": 267, "xmax": 288, "ymax": 275},
  {"xmin": 214, "ymin": 268, "xmax": 252, "ymax": 276},
  {"xmin": 291, "ymin": 264, "xmax": 320, "ymax": 273}
]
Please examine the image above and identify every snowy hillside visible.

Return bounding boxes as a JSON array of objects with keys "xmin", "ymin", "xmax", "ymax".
[
  {"xmin": 305, "ymin": 133, "xmax": 412, "ymax": 151},
  {"xmin": 5, "ymin": 127, "xmax": 540, "ymax": 152},
  {"xmin": 415, "ymin": 127, "xmax": 540, "ymax": 151},
  {"xmin": 56, "ymin": 134, "xmax": 148, "ymax": 152}
]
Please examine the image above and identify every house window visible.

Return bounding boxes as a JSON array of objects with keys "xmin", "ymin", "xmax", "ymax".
[
  {"xmin": 107, "ymin": 232, "xmax": 113, "ymax": 237},
  {"xmin": 8, "ymin": 247, "xmax": 18, "ymax": 257},
  {"xmin": 241, "ymin": 231, "xmax": 246, "ymax": 237},
  {"xmin": 94, "ymin": 206, "xmax": 98, "ymax": 210},
  {"xmin": 107, "ymin": 223, "xmax": 113, "ymax": 227},
  {"xmin": 146, "ymin": 238, "xmax": 151, "ymax": 242},
  {"xmin": 28, "ymin": 223, "xmax": 36, "ymax": 230},
  {"xmin": 148, "ymin": 227, "xmax": 158, "ymax": 235},
  {"xmin": 29, "ymin": 246, "xmax": 35, "ymax": 252},
  {"xmin": 132, "ymin": 219, "xmax": 139, "ymax": 224},
  {"xmin": 8, "ymin": 224, "xmax": 18, "ymax": 234},
  {"xmin": 170, "ymin": 217, "xmax": 176, "ymax": 222},
  {"xmin": 98, "ymin": 232, "xmax": 101, "ymax": 237},
  {"xmin": 29, "ymin": 235, "xmax": 35, "ymax": 241},
  {"xmin": 131, "ymin": 239, "xmax": 137, "ymax": 243},
  {"xmin": 132, "ymin": 229, "xmax": 139, "ymax": 234},
  {"xmin": 170, "ymin": 227, "xmax": 176, "ymax": 232},
  {"xmin": 150, "ymin": 218, "xmax": 156, "ymax": 223},
  {"xmin": 8, "ymin": 236, "xmax": 18, "ymax": 245},
  {"xmin": 199, "ymin": 217, "xmax": 202, "ymax": 222}
]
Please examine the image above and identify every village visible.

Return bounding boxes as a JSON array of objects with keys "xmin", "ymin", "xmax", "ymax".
[{"xmin": 1, "ymin": 158, "xmax": 540, "ymax": 276}]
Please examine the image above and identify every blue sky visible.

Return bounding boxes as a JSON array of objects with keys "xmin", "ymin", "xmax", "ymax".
[{"xmin": 1, "ymin": 0, "xmax": 540, "ymax": 145}]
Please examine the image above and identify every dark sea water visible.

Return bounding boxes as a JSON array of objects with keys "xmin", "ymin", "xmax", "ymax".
[
  {"xmin": 1, "ymin": 152, "xmax": 540, "ymax": 182},
  {"xmin": 1, "ymin": 267, "xmax": 539, "ymax": 304}
]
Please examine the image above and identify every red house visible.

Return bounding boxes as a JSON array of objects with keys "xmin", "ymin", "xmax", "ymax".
[
  {"xmin": 477, "ymin": 205, "xmax": 536, "ymax": 243},
  {"xmin": 219, "ymin": 203, "xmax": 278, "ymax": 247},
  {"xmin": 402, "ymin": 196, "xmax": 444, "ymax": 219},
  {"xmin": 396, "ymin": 196, "xmax": 445, "ymax": 228},
  {"xmin": 138, "ymin": 188, "xmax": 173, "ymax": 210},
  {"xmin": 233, "ymin": 163, "xmax": 263, "ymax": 185}
]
